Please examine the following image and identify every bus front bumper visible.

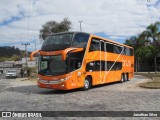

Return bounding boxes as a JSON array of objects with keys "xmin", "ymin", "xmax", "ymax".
[{"xmin": 37, "ymin": 76, "xmax": 71, "ymax": 90}]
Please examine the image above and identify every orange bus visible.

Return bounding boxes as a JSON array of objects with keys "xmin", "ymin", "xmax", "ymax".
[{"xmin": 30, "ymin": 32, "xmax": 134, "ymax": 90}]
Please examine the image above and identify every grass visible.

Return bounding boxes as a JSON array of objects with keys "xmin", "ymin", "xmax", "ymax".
[{"xmin": 136, "ymin": 73, "xmax": 160, "ymax": 89}]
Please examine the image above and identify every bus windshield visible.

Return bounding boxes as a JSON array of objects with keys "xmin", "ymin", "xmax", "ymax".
[
  {"xmin": 38, "ymin": 55, "xmax": 66, "ymax": 75},
  {"xmin": 41, "ymin": 33, "xmax": 90, "ymax": 51},
  {"xmin": 41, "ymin": 33, "xmax": 73, "ymax": 51}
]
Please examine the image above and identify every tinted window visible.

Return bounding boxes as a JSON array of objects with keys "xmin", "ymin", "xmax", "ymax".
[
  {"xmin": 67, "ymin": 51, "xmax": 85, "ymax": 72},
  {"xmin": 123, "ymin": 47, "xmax": 134, "ymax": 56},
  {"xmin": 90, "ymin": 39, "xmax": 100, "ymax": 51},
  {"xmin": 72, "ymin": 33, "xmax": 89, "ymax": 48},
  {"xmin": 106, "ymin": 43, "xmax": 113, "ymax": 53},
  {"xmin": 41, "ymin": 33, "xmax": 73, "ymax": 51},
  {"xmin": 90, "ymin": 39, "xmax": 126, "ymax": 55},
  {"xmin": 38, "ymin": 55, "xmax": 66, "ymax": 75},
  {"xmin": 86, "ymin": 61, "xmax": 122, "ymax": 71},
  {"xmin": 113, "ymin": 45, "xmax": 122, "ymax": 54},
  {"xmin": 125, "ymin": 48, "xmax": 131, "ymax": 56}
]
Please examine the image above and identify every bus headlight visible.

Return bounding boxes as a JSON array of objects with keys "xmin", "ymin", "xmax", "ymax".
[{"xmin": 60, "ymin": 79, "xmax": 65, "ymax": 82}]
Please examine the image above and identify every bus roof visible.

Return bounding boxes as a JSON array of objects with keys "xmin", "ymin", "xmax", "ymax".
[{"xmin": 49, "ymin": 31, "xmax": 133, "ymax": 49}]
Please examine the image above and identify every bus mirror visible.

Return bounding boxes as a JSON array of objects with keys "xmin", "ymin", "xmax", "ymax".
[{"xmin": 30, "ymin": 50, "xmax": 40, "ymax": 61}]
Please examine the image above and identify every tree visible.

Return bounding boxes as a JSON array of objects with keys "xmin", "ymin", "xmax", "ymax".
[
  {"xmin": 11, "ymin": 55, "xmax": 19, "ymax": 61},
  {"xmin": 124, "ymin": 21, "xmax": 160, "ymax": 73},
  {"xmin": 136, "ymin": 46, "xmax": 155, "ymax": 61},
  {"xmin": 124, "ymin": 36, "xmax": 137, "ymax": 47},
  {"xmin": 39, "ymin": 17, "xmax": 72, "ymax": 40},
  {"xmin": 146, "ymin": 22, "xmax": 160, "ymax": 73},
  {"xmin": 124, "ymin": 35, "xmax": 146, "ymax": 72},
  {"xmin": 135, "ymin": 46, "xmax": 152, "ymax": 72},
  {"xmin": 148, "ymin": 46, "xmax": 159, "ymax": 73}
]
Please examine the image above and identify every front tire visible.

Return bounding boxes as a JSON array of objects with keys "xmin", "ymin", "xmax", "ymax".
[{"xmin": 82, "ymin": 77, "xmax": 92, "ymax": 90}]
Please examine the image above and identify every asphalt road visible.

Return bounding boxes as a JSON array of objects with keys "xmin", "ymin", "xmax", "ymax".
[{"xmin": 0, "ymin": 75, "xmax": 160, "ymax": 119}]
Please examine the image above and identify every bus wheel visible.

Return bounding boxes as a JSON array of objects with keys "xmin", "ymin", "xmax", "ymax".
[
  {"xmin": 126, "ymin": 73, "xmax": 129, "ymax": 81},
  {"xmin": 83, "ymin": 77, "xmax": 92, "ymax": 90},
  {"xmin": 121, "ymin": 74, "xmax": 126, "ymax": 83}
]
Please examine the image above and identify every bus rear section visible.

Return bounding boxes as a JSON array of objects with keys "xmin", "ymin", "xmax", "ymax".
[{"xmin": 84, "ymin": 37, "xmax": 134, "ymax": 86}]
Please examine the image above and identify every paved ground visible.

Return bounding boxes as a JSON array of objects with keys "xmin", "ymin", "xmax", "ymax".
[{"xmin": 0, "ymin": 74, "xmax": 160, "ymax": 120}]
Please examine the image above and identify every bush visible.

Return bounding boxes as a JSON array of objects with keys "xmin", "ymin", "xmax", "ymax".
[{"xmin": 25, "ymin": 66, "xmax": 38, "ymax": 77}]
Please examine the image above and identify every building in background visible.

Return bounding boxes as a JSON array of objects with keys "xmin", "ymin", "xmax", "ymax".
[
  {"xmin": 0, "ymin": 57, "xmax": 38, "ymax": 74},
  {"xmin": 22, "ymin": 57, "xmax": 38, "ymax": 68}
]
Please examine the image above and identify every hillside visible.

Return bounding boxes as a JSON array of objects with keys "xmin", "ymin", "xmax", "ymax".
[{"xmin": 0, "ymin": 46, "xmax": 21, "ymax": 57}]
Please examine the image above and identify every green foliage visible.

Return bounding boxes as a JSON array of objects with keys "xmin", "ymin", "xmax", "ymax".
[
  {"xmin": 125, "ymin": 21, "xmax": 160, "ymax": 58},
  {"xmin": 125, "ymin": 21, "xmax": 160, "ymax": 48},
  {"xmin": 25, "ymin": 66, "xmax": 38, "ymax": 77},
  {"xmin": 135, "ymin": 46, "xmax": 152, "ymax": 61},
  {"xmin": 39, "ymin": 17, "xmax": 72, "ymax": 40},
  {"xmin": 125, "ymin": 21, "xmax": 160, "ymax": 72},
  {"xmin": 0, "ymin": 57, "xmax": 7, "ymax": 62},
  {"xmin": 0, "ymin": 46, "xmax": 26, "ymax": 62},
  {"xmin": 10, "ymin": 55, "xmax": 19, "ymax": 61},
  {"xmin": 148, "ymin": 46, "xmax": 159, "ymax": 57},
  {"xmin": 0, "ymin": 55, "xmax": 20, "ymax": 62}
]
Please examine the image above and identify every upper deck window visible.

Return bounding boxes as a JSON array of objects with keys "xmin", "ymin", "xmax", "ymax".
[
  {"xmin": 122, "ymin": 47, "xmax": 134, "ymax": 56},
  {"xmin": 41, "ymin": 33, "xmax": 73, "ymax": 51},
  {"xmin": 41, "ymin": 33, "xmax": 89, "ymax": 51},
  {"xmin": 72, "ymin": 33, "xmax": 90, "ymax": 48}
]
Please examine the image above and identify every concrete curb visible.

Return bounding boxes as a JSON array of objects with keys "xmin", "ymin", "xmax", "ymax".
[{"xmin": 135, "ymin": 73, "xmax": 154, "ymax": 80}]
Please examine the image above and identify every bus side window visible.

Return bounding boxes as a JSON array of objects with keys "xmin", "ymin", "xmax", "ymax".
[
  {"xmin": 113, "ymin": 45, "xmax": 122, "ymax": 54},
  {"xmin": 125, "ymin": 48, "xmax": 131, "ymax": 56},
  {"xmin": 72, "ymin": 33, "xmax": 89, "ymax": 48},
  {"xmin": 89, "ymin": 39, "xmax": 100, "ymax": 51},
  {"xmin": 106, "ymin": 43, "xmax": 113, "ymax": 53},
  {"xmin": 123, "ymin": 47, "xmax": 127, "ymax": 55}
]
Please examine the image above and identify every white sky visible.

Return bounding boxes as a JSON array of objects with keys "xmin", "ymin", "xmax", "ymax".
[{"xmin": 0, "ymin": 0, "xmax": 160, "ymax": 51}]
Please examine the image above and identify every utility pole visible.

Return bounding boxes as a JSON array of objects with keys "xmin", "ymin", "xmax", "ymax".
[
  {"xmin": 78, "ymin": 21, "xmax": 83, "ymax": 32},
  {"xmin": 22, "ymin": 43, "xmax": 30, "ymax": 76}
]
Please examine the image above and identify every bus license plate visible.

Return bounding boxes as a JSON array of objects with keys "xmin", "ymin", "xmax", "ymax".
[{"xmin": 45, "ymin": 84, "xmax": 51, "ymax": 88}]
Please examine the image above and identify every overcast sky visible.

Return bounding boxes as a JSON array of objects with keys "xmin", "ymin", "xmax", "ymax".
[{"xmin": 0, "ymin": 0, "xmax": 160, "ymax": 51}]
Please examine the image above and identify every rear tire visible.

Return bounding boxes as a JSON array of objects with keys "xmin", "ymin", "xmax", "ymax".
[
  {"xmin": 121, "ymin": 74, "xmax": 126, "ymax": 83},
  {"xmin": 126, "ymin": 73, "xmax": 129, "ymax": 81},
  {"xmin": 82, "ymin": 77, "xmax": 92, "ymax": 90}
]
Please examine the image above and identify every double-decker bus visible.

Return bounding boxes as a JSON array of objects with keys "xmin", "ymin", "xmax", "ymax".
[{"xmin": 30, "ymin": 32, "xmax": 134, "ymax": 90}]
